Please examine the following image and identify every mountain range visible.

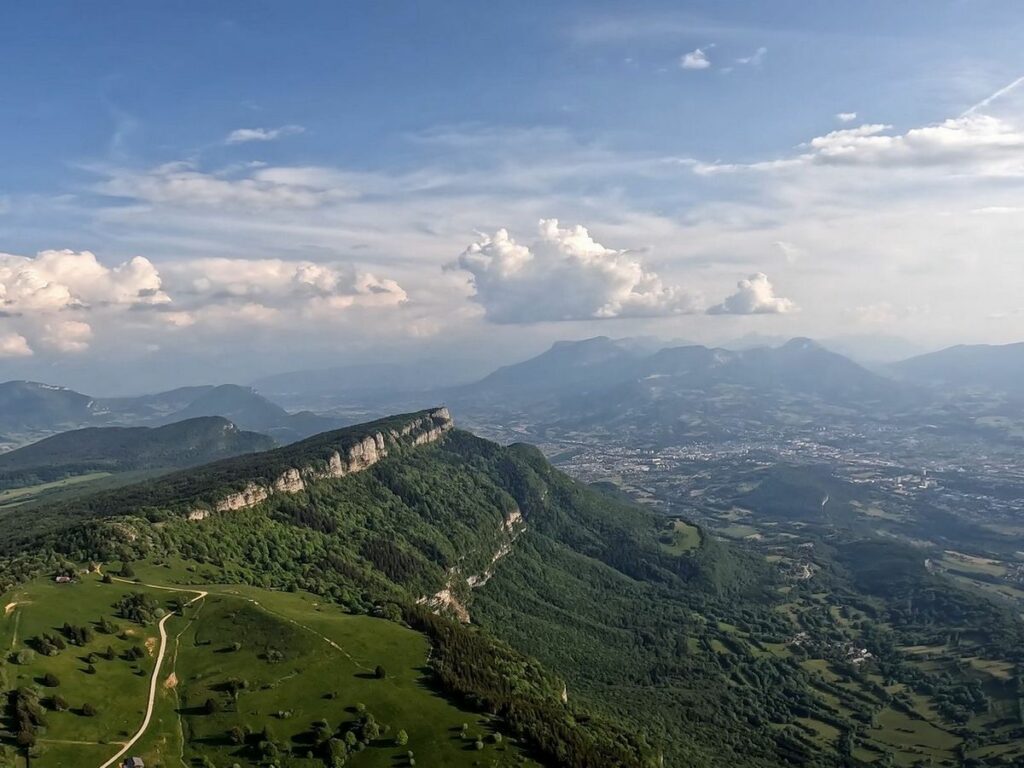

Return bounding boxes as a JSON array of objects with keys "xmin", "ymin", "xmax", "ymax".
[
  {"xmin": 0, "ymin": 381, "xmax": 341, "ymax": 450},
  {"xmin": 5, "ymin": 335, "xmax": 1024, "ymax": 455}
]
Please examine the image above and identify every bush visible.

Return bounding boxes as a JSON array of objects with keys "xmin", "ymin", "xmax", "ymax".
[
  {"xmin": 41, "ymin": 673, "xmax": 60, "ymax": 688},
  {"xmin": 81, "ymin": 702, "xmax": 97, "ymax": 717}
]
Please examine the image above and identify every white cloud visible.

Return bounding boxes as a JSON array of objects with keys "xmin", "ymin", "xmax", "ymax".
[
  {"xmin": 772, "ymin": 241, "xmax": 802, "ymax": 264},
  {"xmin": 451, "ymin": 219, "xmax": 700, "ymax": 323},
  {"xmin": 708, "ymin": 273, "xmax": 795, "ymax": 315},
  {"xmin": 697, "ymin": 114, "xmax": 1024, "ymax": 176},
  {"xmin": 225, "ymin": 125, "xmax": 305, "ymax": 144},
  {"xmin": 98, "ymin": 162, "xmax": 348, "ymax": 209},
  {"xmin": 836, "ymin": 112, "xmax": 858, "ymax": 123},
  {"xmin": 680, "ymin": 48, "xmax": 711, "ymax": 70},
  {"xmin": 0, "ymin": 332, "xmax": 32, "ymax": 358},
  {"xmin": 0, "ymin": 249, "xmax": 168, "ymax": 313},
  {"xmin": 172, "ymin": 258, "xmax": 407, "ymax": 312},
  {"xmin": 0, "ymin": 247, "xmax": 408, "ymax": 357},
  {"xmin": 43, "ymin": 320, "xmax": 93, "ymax": 352},
  {"xmin": 736, "ymin": 46, "xmax": 767, "ymax": 66}
]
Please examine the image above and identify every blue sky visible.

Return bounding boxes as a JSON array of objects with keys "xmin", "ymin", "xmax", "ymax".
[{"xmin": 2, "ymin": 2, "xmax": 1024, "ymax": 391}]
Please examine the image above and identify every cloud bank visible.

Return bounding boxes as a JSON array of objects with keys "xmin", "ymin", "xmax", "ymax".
[{"xmin": 0, "ymin": 249, "xmax": 408, "ymax": 356}]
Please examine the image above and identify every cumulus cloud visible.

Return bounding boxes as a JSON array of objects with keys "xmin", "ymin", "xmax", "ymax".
[
  {"xmin": 0, "ymin": 249, "xmax": 168, "ymax": 314},
  {"xmin": 680, "ymin": 48, "xmax": 711, "ymax": 70},
  {"xmin": 451, "ymin": 219, "xmax": 699, "ymax": 323},
  {"xmin": 0, "ymin": 332, "xmax": 32, "ymax": 358},
  {"xmin": 226, "ymin": 125, "xmax": 305, "ymax": 144},
  {"xmin": 0, "ymin": 248, "xmax": 407, "ymax": 356},
  {"xmin": 43, "ymin": 320, "xmax": 93, "ymax": 352},
  {"xmin": 836, "ymin": 112, "xmax": 858, "ymax": 123},
  {"xmin": 708, "ymin": 273, "xmax": 795, "ymax": 315}
]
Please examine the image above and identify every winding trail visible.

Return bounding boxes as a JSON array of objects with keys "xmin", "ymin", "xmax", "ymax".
[{"xmin": 98, "ymin": 580, "xmax": 207, "ymax": 768}]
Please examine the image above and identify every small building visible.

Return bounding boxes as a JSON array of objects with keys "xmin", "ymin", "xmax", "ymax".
[{"xmin": 122, "ymin": 758, "xmax": 144, "ymax": 768}]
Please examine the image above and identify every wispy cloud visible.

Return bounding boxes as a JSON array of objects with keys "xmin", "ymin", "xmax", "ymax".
[
  {"xmin": 225, "ymin": 125, "xmax": 305, "ymax": 144},
  {"xmin": 836, "ymin": 112, "xmax": 858, "ymax": 123},
  {"xmin": 735, "ymin": 46, "xmax": 767, "ymax": 67}
]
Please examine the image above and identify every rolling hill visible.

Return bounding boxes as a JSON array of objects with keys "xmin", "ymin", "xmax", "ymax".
[{"xmin": 0, "ymin": 416, "xmax": 274, "ymax": 490}]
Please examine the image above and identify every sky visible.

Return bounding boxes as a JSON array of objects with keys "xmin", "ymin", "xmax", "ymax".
[{"xmin": 1, "ymin": 1, "xmax": 1024, "ymax": 393}]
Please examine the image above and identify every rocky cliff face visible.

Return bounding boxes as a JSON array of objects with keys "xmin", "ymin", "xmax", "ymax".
[{"xmin": 188, "ymin": 407, "xmax": 452, "ymax": 521}]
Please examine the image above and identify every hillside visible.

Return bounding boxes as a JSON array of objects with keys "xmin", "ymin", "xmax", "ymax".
[
  {"xmin": 0, "ymin": 381, "xmax": 98, "ymax": 441},
  {"xmin": 0, "ymin": 416, "xmax": 274, "ymax": 490},
  {"xmin": 892, "ymin": 342, "xmax": 1024, "ymax": 393},
  {"xmin": 4, "ymin": 409, "xmax": 1023, "ymax": 767},
  {"xmin": 161, "ymin": 384, "xmax": 340, "ymax": 442}
]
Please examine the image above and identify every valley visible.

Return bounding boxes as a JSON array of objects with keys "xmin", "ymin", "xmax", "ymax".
[{"xmin": 3, "ymin": 338, "xmax": 1024, "ymax": 767}]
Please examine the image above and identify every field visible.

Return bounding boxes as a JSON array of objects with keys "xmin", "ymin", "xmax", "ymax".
[
  {"xmin": 656, "ymin": 518, "xmax": 701, "ymax": 554},
  {"xmin": 0, "ymin": 473, "xmax": 112, "ymax": 509},
  {"xmin": 0, "ymin": 470, "xmax": 167, "ymax": 512},
  {"xmin": 1, "ymin": 564, "xmax": 539, "ymax": 768}
]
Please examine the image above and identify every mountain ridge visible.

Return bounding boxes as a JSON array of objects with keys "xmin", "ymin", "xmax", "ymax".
[{"xmin": 0, "ymin": 416, "xmax": 275, "ymax": 490}]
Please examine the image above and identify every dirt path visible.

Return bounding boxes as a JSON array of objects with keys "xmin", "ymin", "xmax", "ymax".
[
  {"xmin": 98, "ymin": 580, "xmax": 206, "ymax": 768},
  {"xmin": 97, "ymin": 576, "xmax": 366, "ymax": 766}
]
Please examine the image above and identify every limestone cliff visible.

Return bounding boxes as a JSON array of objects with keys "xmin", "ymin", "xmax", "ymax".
[{"xmin": 187, "ymin": 407, "xmax": 452, "ymax": 521}]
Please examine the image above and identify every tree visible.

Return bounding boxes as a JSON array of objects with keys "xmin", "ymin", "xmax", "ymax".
[
  {"xmin": 120, "ymin": 562, "xmax": 135, "ymax": 578},
  {"xmin": 396, "ymin": 729, "xmax": 409, "ymax": 746},
  {"xmin": 203, "ymin": 697, "xmax": 221, "ymax": 715},
  {"xmin": 374, "ymin": 664, "xmax": 387, "ymax": 679},
  {"xmin": 81, "ymin": 702, "xmax": 97, "ymax": 717},
  {"xmin": 41, "ymin": 673, "xmax": 60, "ymax": 688}
]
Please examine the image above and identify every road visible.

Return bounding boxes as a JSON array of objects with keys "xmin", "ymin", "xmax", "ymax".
[{"xmin": 98, "ymin": 582, "xmax": 206, "ymax": 768}]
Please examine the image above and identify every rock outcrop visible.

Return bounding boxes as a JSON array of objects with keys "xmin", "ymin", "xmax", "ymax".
[
  {"xmin": 188, "ymin": 407, "xmax": 453, "ymax": 520},
  {"xmin": 420, "ymin": 504, "xmax": 527, "ymax": 622}
]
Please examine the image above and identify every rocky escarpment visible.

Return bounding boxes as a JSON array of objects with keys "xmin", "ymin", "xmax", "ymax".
[
  {"xmin": 419, "ymin": 505, "xmax": 527, "ymax": 622},
  {"xmin": 188, "ymin": 407, "xmax": 453, "ymax": 521}
]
